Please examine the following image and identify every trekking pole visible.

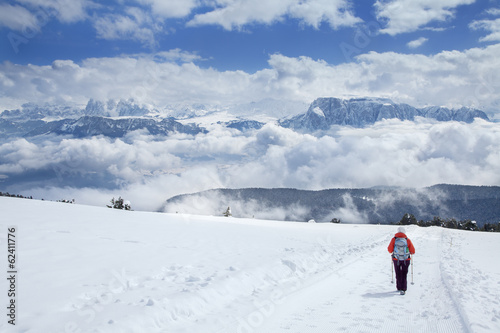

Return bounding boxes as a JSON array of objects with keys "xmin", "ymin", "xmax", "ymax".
[
  {"xmin": 411, "ymin": 255, "xmax": 414, "ymax": 285},
  {"xmin": 391, "ymin": 257, "xmax": 394, "ymax": 284}
]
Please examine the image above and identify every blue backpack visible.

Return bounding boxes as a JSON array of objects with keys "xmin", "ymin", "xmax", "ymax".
[{"xmin": 393, "ymin": 237, "xmax": 410, "ymax": 260}]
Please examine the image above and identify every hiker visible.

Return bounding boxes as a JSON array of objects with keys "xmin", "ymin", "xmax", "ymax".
[{"xmin": 387, "ymin": 227, "xmax": 415, "ymax": 295}]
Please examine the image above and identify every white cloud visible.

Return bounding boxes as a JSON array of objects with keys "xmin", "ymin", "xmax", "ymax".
[
  {"xmin": 375, "ymin": 0, "xmax": 476, "ymax": 35},
  {"xmin": 0, "ymin": 4, "xmax": 39, "ymax": 32},
  {"xmin": 16, "ymin": 0, "xmax": 91, "ymax": 23},
  {"xmin": 93, "ymin": 7, "xmax": 159, "ymax": 46},
  {"xmin": 353, "ymin": 45, "xmax": 500, "ymax": 110},
  {"xmin": 470, "ymin": 17, "xmax": 500, "ymax": 42},
  {"xmin": 188, "ymin": 0, "xmax": 294, "ymax": 29},
  {"xmin": 486, "ymin": 8, "xmax": 500, "ymax": 16},
  {"xmin": 263, "ymin": 45, "xmax": 500, "ymax": 111},
  {"xmin": 187, "ymin": 0, "xmax": 360, "ymax": 30},
  {"xmin": 287, "ymin": 0, "xmax": 362, "ymax": 29},
  {"xmin": 407, "ymin": 37, "xmax": 428, "ymax": 49},
  {"xmin": 0, "ymin": 52, "xmax": 270, "ymax": 107},
  {"xmin": 329, "ymin": 194, "xmax": 368, "ymax": 224},
  {"xmin": 1, "ymin": 44, "xmax": 500, "ymax": 114},
  {"xmin": 229, "ymin": 118, "xmax": 500, "ymax": 191},
  {"xmin": 139, "ymin": 0, "xmax": 199, "ymax": 18},
  {"xmin": 91, "ymin": 0, "xmax": 201, "ymax": 46},
  {"xmin": 152, "ymin": 49, "xmax": 204, "ymax": 63}
]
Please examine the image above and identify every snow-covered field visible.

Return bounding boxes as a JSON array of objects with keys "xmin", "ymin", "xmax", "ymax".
[{"xmin": 1, "ymin": 197, "xmax": 499, "ymax": 333}]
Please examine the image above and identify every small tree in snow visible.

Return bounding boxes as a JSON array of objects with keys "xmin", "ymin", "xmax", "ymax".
[
  {"xmin": 108, "ymin": 197, "xmax": 131, "ymax": 211},
  {"xmin": 462, "ymin": 220, "xmax": 479, "ymax": 231},
  {"xmin": 223, "ymin": 206, "xmax": 232, "ymax": 217},
  {"xmin": 443, "ymin": 218, "xmax": 458, "ymax": 229}
]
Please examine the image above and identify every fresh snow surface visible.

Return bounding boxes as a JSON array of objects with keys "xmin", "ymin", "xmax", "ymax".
[{"xmin": 1, "ymin": 197, "xmax": 499, "ymax": 333}]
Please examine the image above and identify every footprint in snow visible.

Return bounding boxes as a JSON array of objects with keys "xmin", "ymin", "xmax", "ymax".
[{"xmin": 185, "ymin": 276, "xmax": 201, "ymax": 282}]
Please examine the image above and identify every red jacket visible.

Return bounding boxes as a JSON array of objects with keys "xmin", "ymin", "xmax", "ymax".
[{"xmin": 387, "ymin": 232, "xmax": 415, "ymax": 260}]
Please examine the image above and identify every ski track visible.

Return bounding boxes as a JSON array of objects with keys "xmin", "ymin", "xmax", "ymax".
[
  {"xmin": 257, "ymin": 226, "xmax": 466, "ymax": 333},
  {"xmin": 16, "ymin": 226, "xmax": 475, "ymax": 333},
  {"xmin": 61, "ymin": 227, "xmax": 394, "ymax": 333},
  {"xmin": 440, "ymin": 230, "xmax": 500, "ymax": 332}
]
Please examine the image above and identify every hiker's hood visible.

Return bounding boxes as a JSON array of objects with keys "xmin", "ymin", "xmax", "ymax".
[{"xmin": 394, "ymin": 232, "xmax": 407, "ymax": 238}]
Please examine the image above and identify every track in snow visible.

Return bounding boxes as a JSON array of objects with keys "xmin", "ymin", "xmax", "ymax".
[{"xmin": 255, "ymin": 226, "xmax": 467, "ymax": 333}]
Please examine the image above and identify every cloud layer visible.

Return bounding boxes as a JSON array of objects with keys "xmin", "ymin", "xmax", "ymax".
[
  {"xmin": 1, "ymin": 43, "xmax": 499, "ymax": 113},
  {"xmin": 1, "ymin": 118, "xmax": 499, "ymax": 213}
]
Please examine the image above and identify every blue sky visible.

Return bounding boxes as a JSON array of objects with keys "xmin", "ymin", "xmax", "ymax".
[
  {"xmin": 0, "ymin": 0, "xmax": 499, "ymax": 112},
  {"xmin": 0, "ymin": 0, "xmax": 493, "ymax": 70}
]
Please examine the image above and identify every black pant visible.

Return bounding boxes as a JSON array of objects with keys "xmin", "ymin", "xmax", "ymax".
[{"xmin": 394, "ymin": 259, "xmax": 410, "ymax": 291}]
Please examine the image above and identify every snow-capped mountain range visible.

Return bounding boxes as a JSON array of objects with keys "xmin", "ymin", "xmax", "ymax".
[
  {"xmin": 280, "ymin": 97, "xmax": 490, "ymax": 130},
  {"xmin": 0, "ymin": 97, "xmax": 490, "ymax": 138}
]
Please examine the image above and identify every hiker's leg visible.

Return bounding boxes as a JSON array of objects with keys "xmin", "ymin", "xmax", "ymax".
[
  {"xmin": 400, "ymin": 260, "xmax": 410, "ymax": 291},
  {"xmin": 394, "ymin": 260, "xmax": 403, "ymax": 290}
]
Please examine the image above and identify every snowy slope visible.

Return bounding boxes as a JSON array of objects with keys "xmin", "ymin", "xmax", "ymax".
[{"xmin": 0, "ymin": 197, "xmax": 499, "ymax": 333}]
